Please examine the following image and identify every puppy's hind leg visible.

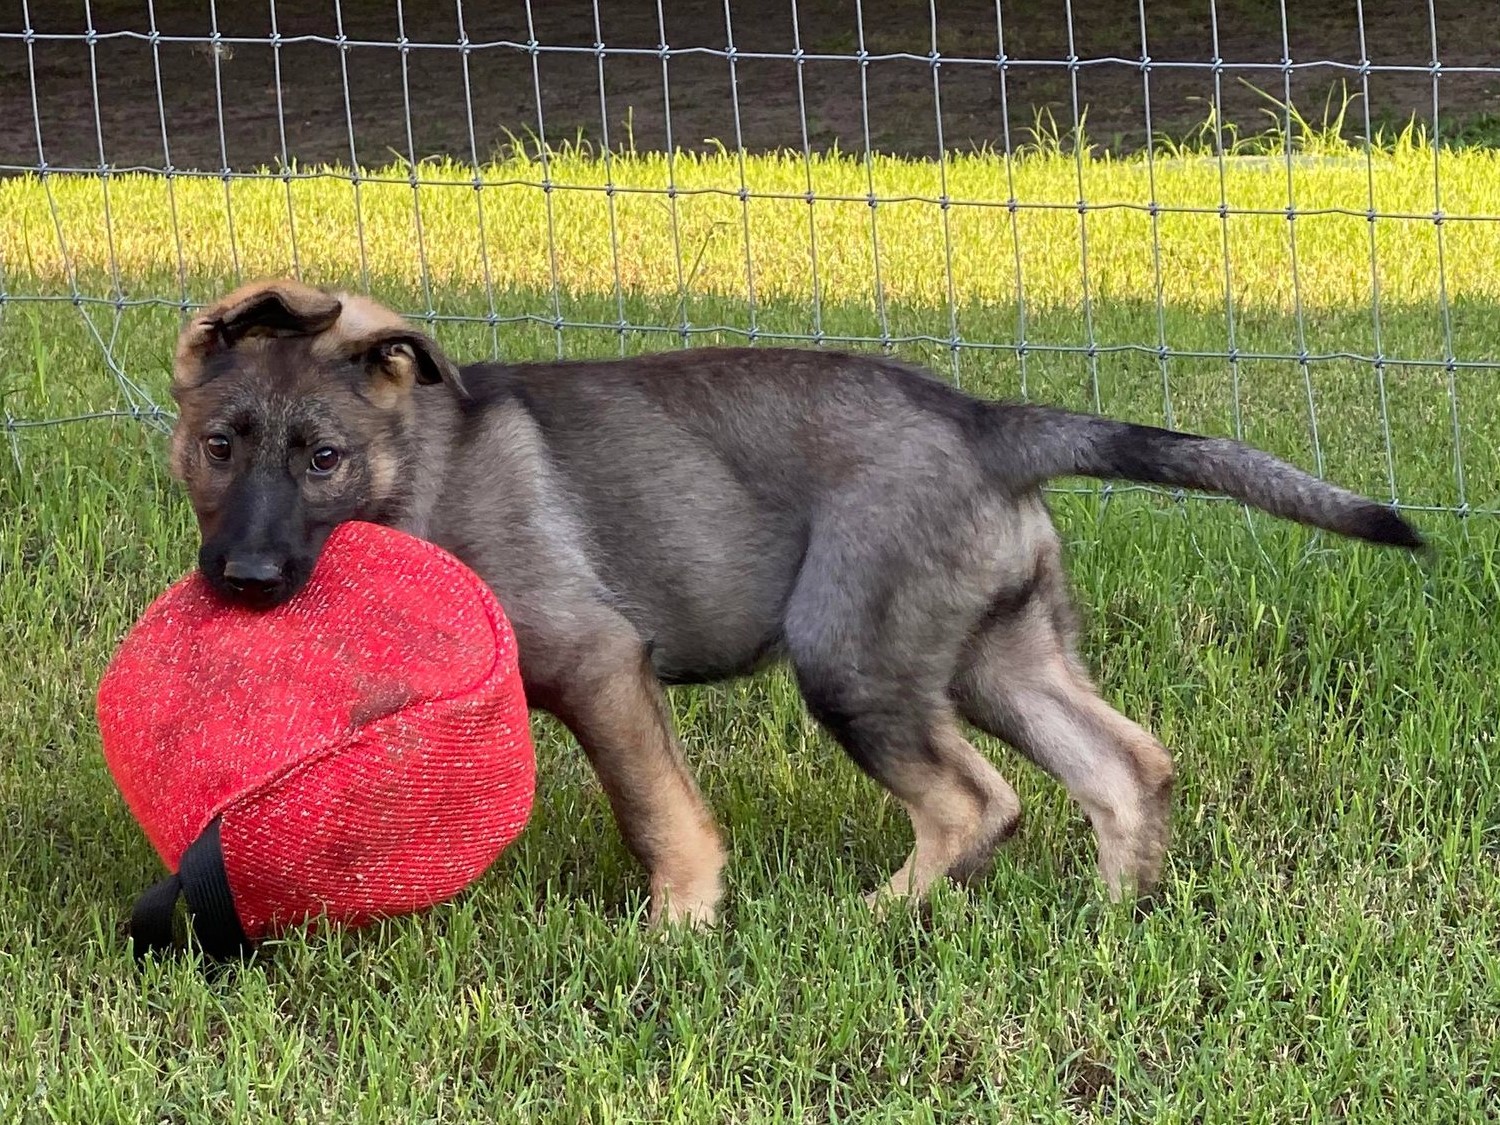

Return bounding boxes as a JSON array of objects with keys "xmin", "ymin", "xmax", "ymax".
[
  {"xmin": 952, "ymin": 583, "xmax": 1175, "ymax": 900},
  {"xmin": 800, "ymin": 688, "xmax": 1024, "ymax": 908},
  {"xmin": 784, "ymin": 531, "xmax": 1023, "ymax": 907}
]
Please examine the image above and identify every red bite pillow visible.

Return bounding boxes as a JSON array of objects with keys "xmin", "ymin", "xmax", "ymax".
[{"xmin": 97, "ymin": 521, "xmax": 535, "ymax": 958}]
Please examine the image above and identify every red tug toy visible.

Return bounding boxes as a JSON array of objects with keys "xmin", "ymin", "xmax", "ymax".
[{"xmin": 97, "ymin": 521, "xmax": 535, "ymax": 958}]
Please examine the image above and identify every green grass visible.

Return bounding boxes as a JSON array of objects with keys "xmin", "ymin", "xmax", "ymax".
[
  {"xmin": 8, "ymin": 126, "xmax": 1500, "ymax": 312},
  {"xmin": 2, "ymin": 137, "xmax": 1499, "ymax": 1120}
]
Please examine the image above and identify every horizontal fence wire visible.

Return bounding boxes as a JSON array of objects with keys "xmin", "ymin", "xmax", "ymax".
[{"xmin": 0, "ymin": 0, "xmax": 1492, "ymax": 516}]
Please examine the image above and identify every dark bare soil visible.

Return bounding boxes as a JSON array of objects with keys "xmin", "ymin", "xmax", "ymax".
[{"xmin": 3, "ymin": 0, "xmax": 1497, "ymax": 172}]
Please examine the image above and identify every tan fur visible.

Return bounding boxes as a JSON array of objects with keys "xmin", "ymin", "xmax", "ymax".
[
  {"xmin": 173, "ymin": 280, "xmax": 424, "ymax": 407},
  {"xmin": 366, "ymin": 445, "xmax": 402, "ymax": 508},
  {"xmin": 953, "ymin": 567, "xmax": 1176, "ymax": 900},
  {"xmin": 357, "ymin": 343, "xmax": 415, "ymax": 411},
  {"xmin": 544, "ymin": 636, "xmax": 726, "ymax": 927},
  {"xmin": 171, "ymin": 279, "xmax": 434, "ymax": 442},
  {"xmin": 172, "ymin": 279, "xmax": 342, "ymax": 393},
  {"xmin": 306, "ymin": 291, "xmax": 419, "ymax": 399},
  {"xmin": 1061, "ymin": 679, "xmax": 1174, "ymax": 898},
  {"xmin": 325, "ymin": 291, "xmax": 410, "ymax": 343},
  {"xmin": 868, "ymin": 720, "xmax": 1022, "ymax": 907}
]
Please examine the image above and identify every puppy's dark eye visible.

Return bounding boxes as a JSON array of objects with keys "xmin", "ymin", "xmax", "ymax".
[
  {"xmin": 309, "ymin": 447, "xmax": 341, "ymax": 475},
  {"xmin": 204, "ymin": 434, "xmax": 231, "ymax": 462}
]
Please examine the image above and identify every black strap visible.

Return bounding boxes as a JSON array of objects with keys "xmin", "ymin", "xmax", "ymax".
[
  {"xmin": 129, "ymin": 871, "xmax": 184, "ymax": 955},
  {"xmin": 130, "ymin": 816, "xmax": 251, "ymax": 960}
]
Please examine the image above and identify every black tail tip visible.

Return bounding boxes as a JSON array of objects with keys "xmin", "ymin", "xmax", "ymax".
[{"xmin": 1357, "ymin": 505, "xmax": 1425, "ymax": 550}]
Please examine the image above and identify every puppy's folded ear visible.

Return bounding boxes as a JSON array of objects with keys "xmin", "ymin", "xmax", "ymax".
[
  {"xmin": 359, "ymin": 330, "xmax": 468, "ymax": 408},
  {"xmin": 173, "ymin": 279, "xmax": 343, "ymax": 395},
  {"xmin": 173, "ymin": 281, "xmax": 466, "ymax": 406}
]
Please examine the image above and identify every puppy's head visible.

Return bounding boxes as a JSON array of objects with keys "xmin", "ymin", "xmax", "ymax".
[{"xmin": 169, "ymin": 279, "xmax": 464, "ymax": 609}]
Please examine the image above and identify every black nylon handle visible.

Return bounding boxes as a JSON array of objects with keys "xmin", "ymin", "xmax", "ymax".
[
  {"xmin": 129, "ymin": 871, "xmax": 185, "ymax": 958},
  {"xmin": 129, "ymin": 816, "xmax": 251, "ymax": 960}
]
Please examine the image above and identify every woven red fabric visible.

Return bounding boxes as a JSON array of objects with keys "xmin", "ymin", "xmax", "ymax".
[{"xmin": 97, "ymin": 521, "xmax": 534, "ymax": 940}]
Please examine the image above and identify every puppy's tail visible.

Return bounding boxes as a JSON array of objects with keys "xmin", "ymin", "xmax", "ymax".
[{"xmin": 987, "ymin": 403, "xmax": 1423, "ymax": 549}]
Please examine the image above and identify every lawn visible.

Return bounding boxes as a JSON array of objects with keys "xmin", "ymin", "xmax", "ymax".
[{"xmin": 1, "ymin": 136, "xmax": 1497, "ymax": 1120}]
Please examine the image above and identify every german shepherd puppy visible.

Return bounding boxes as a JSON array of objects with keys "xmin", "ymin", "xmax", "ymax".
[{"xmin": 168, "ymin": 279, "xmax": 1422, "ymax": 926}]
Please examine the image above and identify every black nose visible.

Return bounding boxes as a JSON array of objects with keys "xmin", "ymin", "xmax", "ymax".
[{"xmin": 221, "ymin": 555, "xmax": 287, "ymax": 600}]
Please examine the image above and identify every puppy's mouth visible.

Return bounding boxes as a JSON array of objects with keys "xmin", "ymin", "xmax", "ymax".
[
  {"xmin": 217, "ymin": 582, "xmax": 300, "ymax": 611},
  {"xmin": 200, "ymin": 562, "xmax": 313, "ymax": 611}
]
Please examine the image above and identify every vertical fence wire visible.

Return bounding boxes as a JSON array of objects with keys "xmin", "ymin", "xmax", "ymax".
[
  {"xmin": 854, "ymin": 0, "xmax": 891, "ymax": 352},
  {"xmin": 265, "ymin": 0, "xmax": 302, "ymax": 281},
  {"xmin": 927, "ymin": 0, "xmax": 963, "ymax": 387},
  {"xmin": 721, "ymin": 0, "xmax": 760, "ymax": 346},
  {"xmin": 1206, "ymin": 0, "xmax": 1242, "ymax": 447},
  {"xmin": 81, "ymin": 0, "xmax": 123, "ymax": 303},
  {"xmin": 1353, "ymin": 0, "xmax": 1399, "ymax": 505},
  {"xmin": 1275, "ymin": 0, "xmax": 1326, "ymax": 481},
  {"xmin": 333, "ymin": 0, "xmax": 371, "ymax": 293},
  {"xmin": 395, "ymin": 0, "xmax": 436, "ymax": 329},
  {"xmin": 454, "ymin": 0, "xmax": 503, "ymax": 360},
  {"xmin": 1062, "ymin": 0, "xmax": 1103, "ymax": 417},
  {"xmin": 1135, "ymin": 0, "xmax": 1174, "ymax": 434},
  {"xmin": 993, "ymin": 1, "xmax": 1029, "ymax": 403},
  {"xmin": 145, "ymin": 0, "xmax": 191, "ymax": 306},
  {"xmin": 206, "ymin": 0, "xmax": 243, "ymax": 286},
  {"xmin": 1424, "ymin": 0, "xmax": 1468, "ymax": 513},
  {"xmin": 524, "ymin": 0, "xmax": 565, "ymax": 358},
  {"xmin": 789, "ymin": 0, "xmax": 826, "ymax": 347},
  {"xmin": 588, "ymin": 0, "xmax": 628, "ymax": 356},
  {"xmin": 654, "ymin": 0, "xmax": 691, "ymax": 348}
]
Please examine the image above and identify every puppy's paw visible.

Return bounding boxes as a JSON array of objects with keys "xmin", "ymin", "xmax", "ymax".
[
  {"xmin": 863, "ymin": 882, "xmax": 921, "ymax": 921},
  {"xmin": 647, "ymin": 880, "xmax": 722, "ymax": 931}
]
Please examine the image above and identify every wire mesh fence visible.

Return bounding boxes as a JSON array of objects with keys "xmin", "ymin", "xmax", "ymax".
[{"xmin": 2, "ymin": 1, "xmax": 1494, "ymax": 515}]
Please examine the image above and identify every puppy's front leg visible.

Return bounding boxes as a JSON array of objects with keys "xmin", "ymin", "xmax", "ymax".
[{"xmin": 534, "ymin": 630, "xmax": 726, "ymax": 927}]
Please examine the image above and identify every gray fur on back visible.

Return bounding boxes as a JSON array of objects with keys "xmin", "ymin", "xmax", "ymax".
[
  {"xmin": 401, "ymin": 346, "xmax": 1417, "ymax": 686},
  {"xmin": 408, "ymin": 348, "xmax": 998, "ymax": 682}
]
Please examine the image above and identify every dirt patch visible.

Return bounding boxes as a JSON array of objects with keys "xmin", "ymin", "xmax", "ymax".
[{"xmin": 2, "ymin": 0, "xmax": 1496, "ymax": 172}]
